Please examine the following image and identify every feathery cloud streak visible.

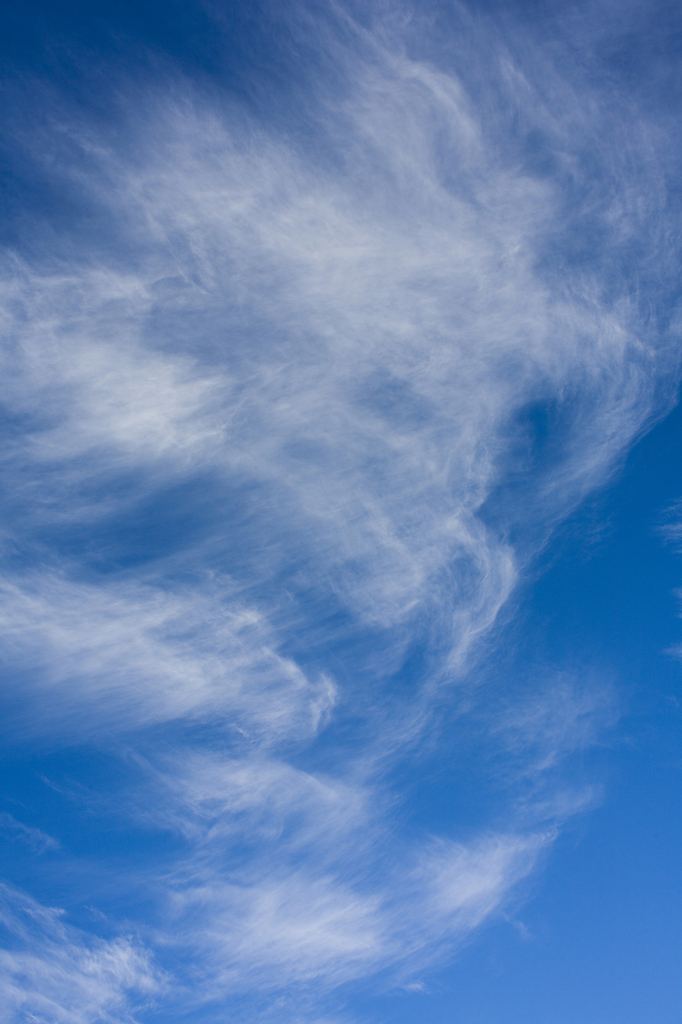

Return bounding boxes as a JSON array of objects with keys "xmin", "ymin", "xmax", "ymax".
[{"xmin": 0, "ymin": 3, "xmax": 680, "ymax": 1021}]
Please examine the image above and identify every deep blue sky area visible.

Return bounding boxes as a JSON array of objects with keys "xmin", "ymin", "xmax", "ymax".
[
  {"xmin": 327, "ymin": 398, "xmax": 682, "ymax": 1024},
  {"xmin": 1, "ymin": 2, "xmax": 681, "ymax": 1023},
  {"xmin": 377, "ymin": 401, "xmax": 682, "ymax": 1024}
]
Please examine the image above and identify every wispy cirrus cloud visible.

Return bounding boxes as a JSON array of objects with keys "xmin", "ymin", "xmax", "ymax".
[
  {"xmin": 0, "ymin": 572, "xmax": 335, "ymax": 741},
  {"xmin": 0, "ymin": 883, "xmax": 162, "ymax": 1024},
  {"xmin": 0, "ymin": 2, "xmax": 679, "ymax": 1021},
  {"xmin": 124, "ymin": 749, "xmax": 549, "ymax": 1002},
  {"xmin": 0, "ymin": 815, "xmax": 59, "ymax": 854}
]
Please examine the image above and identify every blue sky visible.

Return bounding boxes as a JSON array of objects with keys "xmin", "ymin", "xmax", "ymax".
[{"xmin": 1, "ymin": 1, "xmax": 681, "ymax": 1022}]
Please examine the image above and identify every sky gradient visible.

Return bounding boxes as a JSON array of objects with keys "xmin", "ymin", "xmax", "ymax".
[{"xmin": 1, "ymin": 2, "xmax": 681, "ymax": 1022}]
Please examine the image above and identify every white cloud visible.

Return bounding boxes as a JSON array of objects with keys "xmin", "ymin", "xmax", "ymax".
[
  {"xmin": 0, "ymin": 258, "xmax": 228, "ymax": 472},
  {"xmin": 0, "ymin": 814, "xmax": 59, "ymax": 854},
  {"xmin": 0, "ymin": 573, "xmax": 334, "ymax": 742},
  {"xmin": 3, "ymin": 37, "xmax": 674, "ymax": 660},
  {"xmin": 492, "ymin": 673, "xmax": 620, "ymax": 774},
  {"xmin": 0, "ymin": 884, "xmax": 161, "ymax": 1024},
  {"xmin": 0, "ymin": 3, "xmax": 679, "ymax": 1020},
  {"xmin": 104, "ymin": 749, "xmax": 548, "ymax": 1003},
  {"xmin": 162, "ymin": 835, "xmax": 548, "ymax": 997}
]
